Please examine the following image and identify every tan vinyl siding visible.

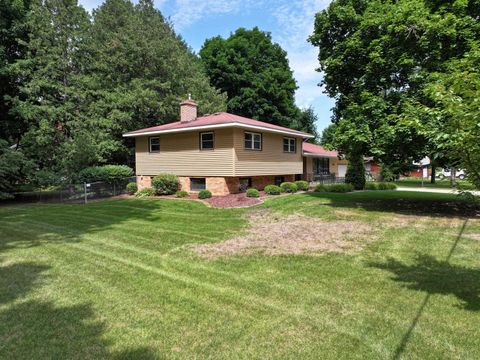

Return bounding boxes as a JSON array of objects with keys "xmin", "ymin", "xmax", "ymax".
[
  {"xmin": 135, "ymin": 128, "xmax": 234, "ymax": 176},
  {"xmin": 233, "ymin": 128, "xmax": 303, "ymax": 176}
]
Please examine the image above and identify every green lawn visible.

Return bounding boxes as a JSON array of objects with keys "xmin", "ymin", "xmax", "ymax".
[
  {"xmin": 1, "ymin": 192, "xmax": 479, "ymax": 359},
  {"xmin": 395, "ymin": 177, "xmax": 476, "ymax": 190}
]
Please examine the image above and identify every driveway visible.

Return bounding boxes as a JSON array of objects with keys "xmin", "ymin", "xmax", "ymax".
[{"xmin": 397, "ymin": 187, "xmax": 480, "ymax": 196}]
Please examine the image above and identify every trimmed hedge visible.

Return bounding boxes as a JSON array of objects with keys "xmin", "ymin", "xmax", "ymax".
[
  {"xmin": 246, "ymin": 188, "xmax": 260, "ymax": 198},
  {"xmin": 294, "ymin": 180, "xmax": 309, "ymax": 191},
  {"xmin": 126, "ymin": 182, "xmax": 137, "ymax": 195},
  {"xmin": 175, "ymin": 190, "xmax": 189, "ymax": 198},
  {"xmin": 365, "ymin": 182, "xmax": 397, "ymax": 190},
  {"xmin": 264, "ymin": 185, "xmax": 282, "ymax": 195},
  {"xmin": 314, "ymin": 183, "xmax": 354, "ymax": 193},
  {"xmin": 135, "ymin": 187, "xmax": 155, "ymax": 197},
  {"xmin": 280, "ymin": 182, "xmax": 298, "ymax": 193},
  {"xmin": 78, "ymin": 165, "xmax": 133, "ymax": 185},
  {"xmin": 152, "ymin": 173, "xmax": 179, "ymax": 195},
  {"xmin": 198, "ymin": 189, "xmax": 212, "ymax": 199}
]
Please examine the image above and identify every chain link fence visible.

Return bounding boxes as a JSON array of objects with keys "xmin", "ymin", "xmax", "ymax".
[{"xmin": 10, "ymin": 177, "xmax": 136, "ymax": 204}]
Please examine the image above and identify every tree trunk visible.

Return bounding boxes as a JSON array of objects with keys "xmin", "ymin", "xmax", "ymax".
[{"xmin": 430, "ymin": 165, "xmax": 436, "ymax": 184}]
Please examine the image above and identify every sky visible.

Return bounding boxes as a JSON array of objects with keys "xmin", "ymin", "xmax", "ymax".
[{"xmin": 79, "ymin": 0, "xmax": 334, "ymax": 133}]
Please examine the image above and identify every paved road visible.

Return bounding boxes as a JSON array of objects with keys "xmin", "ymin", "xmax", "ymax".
[{"xmin": 397, "ymin": 187, "xmax": 480, "ymax": 196}]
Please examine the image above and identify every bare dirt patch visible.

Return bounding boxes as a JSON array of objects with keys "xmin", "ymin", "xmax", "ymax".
[{"xmin": 192, "ymin": 209, "xmax": 374, "ymax": 258}]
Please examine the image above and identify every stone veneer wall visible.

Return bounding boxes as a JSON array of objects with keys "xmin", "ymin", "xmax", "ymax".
[{"xmin": 136, "ymin": 175, "xmax": 152, "ymax": 190}]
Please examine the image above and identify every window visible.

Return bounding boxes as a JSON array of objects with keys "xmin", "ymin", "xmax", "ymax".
[
  {"xmin": 283, "ymin": 137, "xmax": 296, "ymax": 153},
  {"xmin": 200, "ymin": 132, "xmax": 214, "ymax": 150},
  {"xmin": 274, "ymin": 176, "xmax": 284, "ymax": 186},
  {"xmin": 313, "ymin": 158, "xmax": 330, "ymax": 175},
  {"xmin": 190, "ymin": 178, "xmax": 206, "ymax": 191},
  {"xmin": 244, "ymin": 132, "xmax": 262, "ymax": 150},
  {"xmin": 149, "ymin": 137, "xmax": 160, "ymax": 153},
  {"xmin": 239, "ymin": 177, "xmax": 252, "ymax": 192}
]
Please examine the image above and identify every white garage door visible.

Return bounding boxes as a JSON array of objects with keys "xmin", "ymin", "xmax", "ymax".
[{"xmin": 338, "ymin": 165, "xmax": 347, "ymax": 178}]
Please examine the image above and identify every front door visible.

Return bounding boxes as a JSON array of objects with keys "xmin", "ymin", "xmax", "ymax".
[{"xmin": 338, "ymin": 165, "xmax": 347, "ymax": 177}]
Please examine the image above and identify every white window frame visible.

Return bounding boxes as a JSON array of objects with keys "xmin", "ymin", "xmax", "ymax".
[
  {"xmin": 244, "ymin": 131, "xmax": 262, "ymax": 151},
  {"xmin": 283, "ymin": 137, "xmax": 296, "ymax": 153},
  {"xmin": 149, "ymin": 137, "xmax": 160, "ymax": 153},
  {"xmin": 200, "ymin": 131, "xmax": 215, "ymax": 150}
]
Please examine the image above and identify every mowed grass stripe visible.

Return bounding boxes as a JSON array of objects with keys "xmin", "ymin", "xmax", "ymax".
[{"xmin": 0, "ymin": 221, "xmax": 314, "ymax": 317}]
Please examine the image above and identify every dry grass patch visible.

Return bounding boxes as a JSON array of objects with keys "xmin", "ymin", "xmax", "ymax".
[
  {"xmin": 192, "ymin": 210, "xmax": 374, "ymax": 258},
  {"xmin": 382, "ymin": 213, "xmax": 468, "ymax": 230},
  {"xmin": 465, "ymin": 233, "xmax": 480, "ymax": 241}
]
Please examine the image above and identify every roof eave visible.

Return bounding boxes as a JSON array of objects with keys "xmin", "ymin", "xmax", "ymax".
[
  {"xmin": 123, "ymin": 122, "xmax": 314, "ymax": 139},
  {"xmin": 302, "ymin": 152, "xmax": 338, "ymax": 158}
]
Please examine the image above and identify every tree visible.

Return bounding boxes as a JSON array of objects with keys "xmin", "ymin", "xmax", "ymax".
[
  {"xmin": 0, "ymin": 0, "xmax": 31, "ymax": 145},
  {"xmin": 8, "ymin": 0, "xmax": 92, "ymax": 177},
  {"xmin": 345, "ymin": 153, "xmax": 366, "ymax": 190},
  {"xmin": 308, "ymin": 0, "xmax": 479, "ymax": 177},
  {"xmin": 7, "ymin": 0, "xmax": 226, "ymax": 182},
  {"xmin": 422, "ymin": 48, "xmax": 480, "ymax": 188},
  {"xmin": 200, "ymin": 27, "xmax": 298, "ymax": 127},
  {"xmin": 290, "ymin": 107, "xmax": 319, "ymax": 141},
  {"xmin": 87, "ymin": 0, "xmax": 226, "ymax": 165},
  {"xmin": 0, "ymin": 140, "xmax": 32, "ymax": 199}
]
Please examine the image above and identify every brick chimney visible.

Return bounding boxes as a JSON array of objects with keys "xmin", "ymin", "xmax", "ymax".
[{"xmin": 180, "ymin": 95, "xmax": 197, "ymax": 122}]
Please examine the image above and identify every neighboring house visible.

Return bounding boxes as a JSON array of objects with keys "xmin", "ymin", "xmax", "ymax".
[
  {"xmin": 302, "ymin": 143, "xmax": 348, "ymax": 181},
  {"xmin": 123, "ymin": 99, "xmax": 343, "ymax": 195},
  {"xmin": 364, "ymin": 157, "xmax": 381, "ymax": 180}
]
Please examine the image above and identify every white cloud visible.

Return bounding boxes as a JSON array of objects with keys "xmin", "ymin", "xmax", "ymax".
[
  {"xmin": 270, "ymin": 0, "xmax": 330, "ymax": 110},
  {"xmin": 170, "ymin": 0, "xmax": 259, "ymax": 30}
]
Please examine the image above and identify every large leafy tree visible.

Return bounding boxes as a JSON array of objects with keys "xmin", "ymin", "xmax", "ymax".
[
  {"xmin": 309, "ymin": 0, "xmax": 480, "ymax": 178},
  {"xmin": 199, "ymin": 27, "xmax": 299, "ymax": 127},
  {"xmin": 419, "ymin": 47, "xmax": 480, "ymax": 188}
]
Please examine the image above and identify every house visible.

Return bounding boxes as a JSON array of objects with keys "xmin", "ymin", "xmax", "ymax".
[
  {"xmin": 123, "ymin": 99, "xmax": 345, "ymax": 195},
  {"xmin": 364, "ymin": 157, "xmax": 381, "ymax": 180},
  {"xmin": 302, "ymin": 142, "xmax": 348, "ymax": 181}
]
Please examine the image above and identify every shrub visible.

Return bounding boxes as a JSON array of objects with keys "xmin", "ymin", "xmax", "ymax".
[
  {"xmin": 198, "ymin": 189, "xmax": 212, "ymax": 199},
  {"xmin": 175, "ymin": 190, "xmax": 189, "ymax": 198},
  {"xmin": 364, "ymin": 182, "xmax": 397, "ymax": 191},
  {"xmin": 246, "ymin": 188, "xmax": 260, "ymax": 198},
  {"xmin": 135, "ymin": 187, "xmax": 155, "ymax": 197},
  {"xmin": 78, "ymin": 165, "xmax": 133, "ymax": 185},
  {"xmin": 264, "ymin": 185, "xmax": 282, "ymax": 195},
  {"xmin": 126, "ymin": 182, "xmax": 137, "ymax": 195},
  {"xmin": 314, "ymin": 183, "xmax": 354, "ymax": 193},
  {"xmin": 294, "ymin": 180, "xmax": 309, "ymax": 191},
  {"xmin": 345, "ymin": 154, "xmax": 366, "ymax": 190},
  {"xmin": 152, "ymin": 173, "xmax": 179, "ymax": 195},
  {"xmin": 385, "ymin": 182, "xmax": 397, "ymax": 190},
  {"xmin": 280, "ymin": 182, "xmax": 298, "ymax": 193}
]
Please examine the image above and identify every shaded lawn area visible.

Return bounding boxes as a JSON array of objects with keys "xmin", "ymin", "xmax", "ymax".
[{"xmin": 0, "ymin": 192, "xmax": 479, "ymax": 359}]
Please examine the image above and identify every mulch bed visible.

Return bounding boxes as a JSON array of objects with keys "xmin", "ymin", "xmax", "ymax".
[{"xmin": 203, "ymin": 192, "xmax": 265, "ymax": 208}]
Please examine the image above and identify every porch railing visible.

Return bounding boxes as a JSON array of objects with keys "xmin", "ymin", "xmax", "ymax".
[{"xmin": 306, "ymin": 173, "xmax": 345, "ymax": 184}]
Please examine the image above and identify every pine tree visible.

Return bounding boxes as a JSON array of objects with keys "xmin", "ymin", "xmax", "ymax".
[{"xmin": 9, "ymin": 0, "xmax": 93, "ymax": 176}]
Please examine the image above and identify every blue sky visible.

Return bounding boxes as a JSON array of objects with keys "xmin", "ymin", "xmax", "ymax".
[{"xmin": 79, "ymin": 0, "xmax": 334, "ymax": 133}]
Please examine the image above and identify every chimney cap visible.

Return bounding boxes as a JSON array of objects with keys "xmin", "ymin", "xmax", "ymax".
[{"xmin": 180, "ymin": 99, "xmax": 197, "ymax": 106}]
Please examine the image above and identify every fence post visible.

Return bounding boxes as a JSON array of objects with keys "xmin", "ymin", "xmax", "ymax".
[{"xmin": 84, "ymin": 182, "xmax": 88, "ymax": 204}]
